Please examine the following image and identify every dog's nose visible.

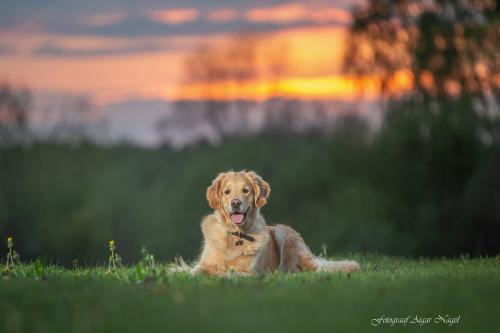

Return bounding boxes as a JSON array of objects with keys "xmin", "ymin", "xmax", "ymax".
[{"xmin": 231, "ymin": 199, "xmax": 241, "ymax": 209}]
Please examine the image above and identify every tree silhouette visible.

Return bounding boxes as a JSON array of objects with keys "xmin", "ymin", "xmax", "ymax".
[
  {"xmin": 181, "ymin": 34, "xmax": 260, "ymax": 140},
  {"xmin": 160, "ymin": 33, "xmax": 298, "ymax": 146},
  {"xmin": 343, "ymin": 0, "xmax": 500, "ymax": 256},
  {"xmin": 0, "ymin": 82, "xmax": 31, "ymax": 145},
  {"xmin": 344, "ymin": 0, "xmax": 500, "ymax": 104}
]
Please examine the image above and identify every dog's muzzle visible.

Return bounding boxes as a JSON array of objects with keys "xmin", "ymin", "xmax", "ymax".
[{"xmin": 230, "ymin": 209, "xmax": 248, "ymax": 225}]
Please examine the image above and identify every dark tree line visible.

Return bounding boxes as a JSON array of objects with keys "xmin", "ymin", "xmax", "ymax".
[
  {"xmin": 0, "ymin": 81, "xmax": 106, "ymax": 146},
  {"xmin": 342, "ymin": 0, "xmax": 500, "ymax": 256}
]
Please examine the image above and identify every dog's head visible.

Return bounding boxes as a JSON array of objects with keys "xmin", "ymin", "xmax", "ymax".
[{"xmin": 206, "ymin": 171, "xmax": 270, "ymax": 227}]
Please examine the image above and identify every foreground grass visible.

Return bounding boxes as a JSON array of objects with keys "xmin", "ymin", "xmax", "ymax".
[{"xmin": 1, "ymin": 255, "xmax": 499, "ymax": 333}]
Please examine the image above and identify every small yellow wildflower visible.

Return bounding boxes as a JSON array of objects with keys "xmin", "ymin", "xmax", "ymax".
[
  {"xmin": 6, "ymin": 235, "xmax": 20, "ymax": 269},
  {"xmin": 107, "ymin": 239, "xmax": 121, "ymax": 272},
  {"xmin": 7, "ymin": 236, "xmax": 13, "ymax": 248}
]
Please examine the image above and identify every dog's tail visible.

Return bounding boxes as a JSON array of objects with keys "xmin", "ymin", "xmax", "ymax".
[
  {"xmin": 169, "ymin": 256, "xmax": 194, "ymax": 273},
  {"xmin": 313, "ymin": 257, "xmax": 360, "ymax": 273}
]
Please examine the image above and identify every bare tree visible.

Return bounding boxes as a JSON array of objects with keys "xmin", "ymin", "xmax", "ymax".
[
  {"xmin": 0, "ymin": 82, "xmax": 32, "ymax": 145},
  {"xmin": 46, "ymin": 96, "xmax": 101, "ymax": 144},
  {"xmin": 181, "ymin": 33, "xmax": 261, "ymax": 139},
  {"xmin": 160, "ymin": 31, "xmax": 336, "ymax": 147},
  {"xmin": 182, "ymin": 42, "xmax": 228, "ymax": 138}
]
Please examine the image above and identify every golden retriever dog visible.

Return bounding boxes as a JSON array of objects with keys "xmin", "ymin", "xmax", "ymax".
[{"xmin": 191, "ymin": 170, "xmax": 360, "ymax": 275}]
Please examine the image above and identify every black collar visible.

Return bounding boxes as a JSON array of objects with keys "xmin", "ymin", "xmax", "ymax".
[{"xmin": 228, "ymin": 231, "xmax": 255, "ymax": 242}]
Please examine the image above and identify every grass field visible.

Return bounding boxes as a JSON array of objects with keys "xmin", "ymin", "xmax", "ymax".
[{"xmin": 1, "ymin": 254, "xmax": 499, "ymax": 333}]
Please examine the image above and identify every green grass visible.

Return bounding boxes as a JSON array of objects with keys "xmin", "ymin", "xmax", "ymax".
[{"xmin": 1, "ymin": 254, "xmax": 499, "ymax": 333}]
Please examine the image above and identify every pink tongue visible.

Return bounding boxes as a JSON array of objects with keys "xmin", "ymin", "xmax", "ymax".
[{"xmin": 231, "ymin": 213, "xmax": 244, "ymax": 224}]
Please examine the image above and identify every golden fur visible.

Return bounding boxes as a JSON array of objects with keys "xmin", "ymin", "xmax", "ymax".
[{"xmin": 191, "ymin": 170, "xmax": 360, "ymax": 275}]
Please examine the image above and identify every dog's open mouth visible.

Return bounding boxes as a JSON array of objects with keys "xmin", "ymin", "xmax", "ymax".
[{"xmin": 230, "ymin": 211, "xmax": 247, "ymax": 225}]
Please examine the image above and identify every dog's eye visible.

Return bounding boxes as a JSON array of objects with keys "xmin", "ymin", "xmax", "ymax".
[
  {"xmin": 224, "ymin": 189, "xmax": 231, "ymax": 195},
  {"xmin": 242, "ymin": 187, "xmax": 249, "ymax": 194}
]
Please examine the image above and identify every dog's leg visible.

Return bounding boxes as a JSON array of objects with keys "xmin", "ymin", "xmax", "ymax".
[
  {"xmin": 193, "ymin": 263, "xmax": 224, "ymax": 275},
  {"xmin": 191, "ymin": 214, "xmax": 228, "ymax": 275},
  {"xmin": 273, "ymin": 224, "xmax": 307, "ymax": 272},
  {"xmin": 273, "ymin": 224, "xmax": 359, "ymax": 273}
]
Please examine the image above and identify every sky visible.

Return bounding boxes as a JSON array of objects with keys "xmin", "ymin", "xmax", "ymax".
[
  {"xmin": 0, "ymin": 0, "xmax": 373, "ymax": 105},
  {"xmin": 1, "ymin": 0, "xmax": 410, "ymax": 146}
]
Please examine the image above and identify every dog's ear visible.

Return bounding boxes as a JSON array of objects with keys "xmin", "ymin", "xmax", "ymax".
[
  {"xmin": 206, "ymin": 172, "xmax": 226, "ymax": 210},
  {"xmin": 247, "ymin": 171, "xmax": 271, "ymax": 208}
]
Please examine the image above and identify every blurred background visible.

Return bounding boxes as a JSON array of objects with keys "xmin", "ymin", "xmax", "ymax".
[{"xmin": 1, "ymin": 0, "xmax": 499, "ymax": 265}]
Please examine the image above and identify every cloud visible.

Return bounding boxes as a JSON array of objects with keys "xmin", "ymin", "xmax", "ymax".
[
  {"xmin": 33, "ymin": 41, "xmax": 177, "ymax": 57},
  {"xmin": 83, "ymin": 13, "xmax": 127, "ymax": 28},
  {"xmin": 246, "ymin": 3, "xmax": 306, "ymax": 23},
  {"xmin": 309, "ymin": 8, "xmax": 352, "ymax": 24},
  {"xmin": 245, "ymin": 3, "xmax": 351, "ymax": 24},
  {"xmin": 0, "ymin": 44, "xmax": 17, "ymax": 56},
  {"xmin": 149, "ymin": 8, "xmax": 199, "ymax": 25},
  {"xmin": 71, "ymin": 15, "xmax": 341, "ymax": 38},
  {"xmin": 206, "ymin": 8, "xmax": 238, "ymax": 23},
  {"xmin": 0, "ymin": 1, "xmax": 352, "ymax": 38}
]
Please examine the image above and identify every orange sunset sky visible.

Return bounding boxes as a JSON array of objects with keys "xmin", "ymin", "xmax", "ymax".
[{"xmin": 0, "ymin": 0, "xmax": 413, "ymax": 106}]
